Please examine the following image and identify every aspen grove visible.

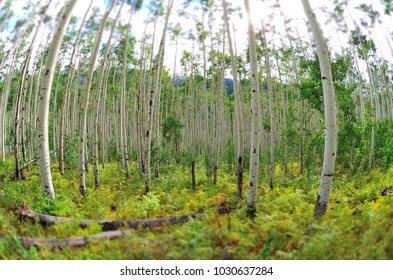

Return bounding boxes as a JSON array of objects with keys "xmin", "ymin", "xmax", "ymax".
[{"xmin": 0, "ymin": 0, "xmax": 393, "ymax": 259}]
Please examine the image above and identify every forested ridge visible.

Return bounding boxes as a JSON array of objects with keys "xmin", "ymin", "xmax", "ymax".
[{"xmin": 0, "ymin": 0, "xmax": 393, "ymax": 259}]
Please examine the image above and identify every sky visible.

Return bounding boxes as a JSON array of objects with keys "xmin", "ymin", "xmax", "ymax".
[{"xmin": 1, "ymin": 0, "xmax": 393, "ymax": 76}]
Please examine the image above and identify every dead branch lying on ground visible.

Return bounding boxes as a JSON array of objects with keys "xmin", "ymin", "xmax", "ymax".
[
  {"xmin": 16, "ymin": 203, "xmax": 203, "ymax": 231},
  {"xmin": 7, "ymin": 203, "xmax": 233, "ymax": 249},
  {"xmin": 4, "ymin": 229, "xmax": 133, "ymax": 249}
]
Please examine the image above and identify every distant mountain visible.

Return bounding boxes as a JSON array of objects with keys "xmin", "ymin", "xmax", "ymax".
[
  {"xmin": 173, "ymin": 74, "xmax": 186, "ymax": 86},
  {"xmin": 224, "ymin": 78, "xmax": 234, "ymax": 95},
  {"xmin": 171, "ymin": 75, "xmax": 234, "ymax": 96}
]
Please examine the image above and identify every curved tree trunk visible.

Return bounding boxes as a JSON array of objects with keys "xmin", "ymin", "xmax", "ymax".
[
  {"xmin": 301, "ymin": 0, "xmax": 337, "ymax": 218},
  {"xmin": 79, "ymin": 0, "xmax": 115, "ymax": 196},
  {"xmin": 14, "ymin": 1, "xmax": 53, "ymax": 180},
  {"xmin": 59, "ymin": 0, "xmax": 92, "ymax": 175},
  {"xmin": 36, "ymin": 0, "xmax": 78, "ymax": 199},
  {"xmin": 93, "ymin": 0, "xmax": 125, "ymax": 188}
]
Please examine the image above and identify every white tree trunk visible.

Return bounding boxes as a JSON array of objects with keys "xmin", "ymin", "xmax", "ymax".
[
  {"xmin": 59, "ymin": 0, "xmax": 92, "ymax": 175},
  {"xmin": 223, "ymin": 0, "xmax": 244, "ymax": 199},
  {"xmin": 301, "ymin": 0, "xmax": 337, "ymax": 217},
  {"xmin": 119, "ymin": 3, "xmax": 134, "ymax": 179},
  {"xmin": 245, "ymin": 0, "xmax": 260, "ymax": 217},
  {"xmin": 144, "ymin": 0, "xmax": 174, "ymax": 193},
  {"xmin": 37, "ymin": 0, "xmax": 78, "ymax": 198},
  {"xmin": 78, "ymin": 0, "xmax": 114, "ymax": 196}
]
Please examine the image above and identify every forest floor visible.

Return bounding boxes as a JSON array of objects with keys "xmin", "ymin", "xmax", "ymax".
[{"xmin": 0, "ymin": 159, "xmax": 392, "ymax": 259}]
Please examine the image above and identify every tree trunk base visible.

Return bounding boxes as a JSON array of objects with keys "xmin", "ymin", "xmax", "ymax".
[{"xmin": 246, "ymin": 205, "xmax": 256, "ymax": 219}]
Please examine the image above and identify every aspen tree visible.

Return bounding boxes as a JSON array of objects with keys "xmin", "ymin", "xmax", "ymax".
[
  {"xmin": 301, "ymin": 0, "xmax": 337, "ymax": 217},
  {"xmin": 200, "ymin": 7, "xmax": 211, "ymax": 178},
  {"xmin": 79, "ymin": 0, "xmax": 115, "ymax": 196},
  {"xmin": 223, "ymin": 0, "xmax": 244, "ymax": 198},
  {"xmin": 213, "ymin": 23, "xmax": 225, "ymax": 185},
  {"xmin": 136, "ymin": 12, "xmax": 151, "ymax": 175},
  {"xmin": 14, "ymin": 1, "xmax": 53, "ymax": 179},
  {"xmin": 120, "ymin": 2, "xmax": 135, "ymax": 179},
  {"xmin": 59, "ymin": 0, "xmax": 92, "ymax": 175},
  {"xmin": 261, "ymin": 23, "xmax": 275, "ymax": 189},
  {"xmin": 93, "ymin": 0, "xmax": 125, "ymax": 187},
  {"xmin": 143, "ymin": 13, "xmax": 159, "ymax": 173},
  {"xmin": 37, "ymin": 0, "xmax": 78, "ymax": 198},
  {"xmin": 245, "ymin": 0, "xmax": 260, "ymax": 217},
  {"xmin": 144, "ymin": 0, "xmax": 174, "ymax": 193},
  {"xmin": 0, "ymin": 9, "xmax": 36, "ymax": 161}
]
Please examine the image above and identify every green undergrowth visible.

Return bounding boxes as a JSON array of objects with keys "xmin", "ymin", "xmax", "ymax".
[{"xmin": 0, "ymin": 158, "xmax": 392, "ymax": 259}]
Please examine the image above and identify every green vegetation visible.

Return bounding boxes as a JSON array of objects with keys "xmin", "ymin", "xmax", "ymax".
[
  {"xmin": 1, "ymin": 0, "xmax": 393, "ymax": 262},
  {"xmin": 1, "ymin": 158, "xmax": 392, "ymax": 260}
]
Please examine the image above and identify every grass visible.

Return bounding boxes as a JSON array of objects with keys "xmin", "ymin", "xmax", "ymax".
[{"xmin": 0, "ymin": 158, "xmax": 392, "ymax": 259}]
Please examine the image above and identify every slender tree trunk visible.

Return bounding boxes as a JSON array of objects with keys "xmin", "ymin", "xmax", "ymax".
[
  {"xmin": 14, "ymin": 0, "xmax": 52, "ymax": 179},
  {"xmin": 37, "ymin": 0, "xmax": 78, "ymax": 199},
  {"xmin": 79, "ymin": 0, "xmax": 114, "ymax": 196},
  {"xmin": 144, "ymin": 0, "xmax": 174, "ymax": 193},
  {"xmin": 71, "ymin": 60, "xmax": 82, "ymax": 140},
  {"xmin": 223, "ymin": 0, "xmax": 244, "ymax": 199},
  {"xmin": 302, "ymin": 0, "xmax": 337, "ymax": 218},
  {"xmin": 92, "ymin": 0, "xmax": 124, "ymax": 188},
  {"xmin": 136, "ymin": 13, "xmax": 150, "ymax": 176},
  {"xmin": 213, "ymin": 23, "xmax": 226, "ymax": 185},
  {"xmin": 120, "ymin": 3, "xmax": 134, "ymax": 179},
  {"xmin": 201, "ymin": 11, "xmax": 211, "ymax": 178},
  {"xmin": 260, "ymin": 24, "xmax": 275, "ymax": 189},
  {"xmin": 1, "ymin": 41, "xmax": 22, "ymax": 161},
  {"xmin": 245, "ymin": 0, "xmax": 260, "ymax": 218},
  {"xmin": 59, "ymin": 0, "xmax": 92, "ymax": 175}
]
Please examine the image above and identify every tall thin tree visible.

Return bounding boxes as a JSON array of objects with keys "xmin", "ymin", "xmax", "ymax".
[
  {"xmin": 37, "ymin": 0, "xmax": 78, "ymax": 198},
  {"xmin": 245, "ymin": 0, "xmax": 260, "ymax": 218},
  {"xmin": 301, "ymin": 0, "xmax": 337, "ymax": 218}
]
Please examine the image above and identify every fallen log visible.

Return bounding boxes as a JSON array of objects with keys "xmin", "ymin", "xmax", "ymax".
[
  {"xmin": 13, "ymin": 229, "xmax": 133, "ymax": 249},
  {"xmin": 6, "ymin": 205, "xmax": 234, "ymax": 250},
  {"xmin": 16, "ymin": 203, "xmax": 203, "ymax": 231}
]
